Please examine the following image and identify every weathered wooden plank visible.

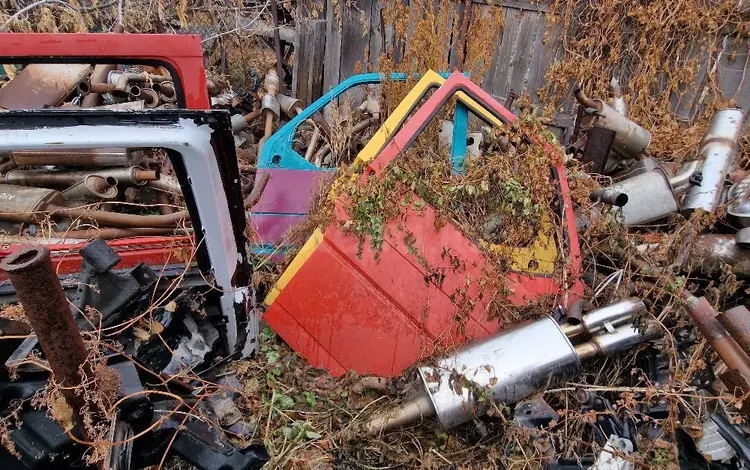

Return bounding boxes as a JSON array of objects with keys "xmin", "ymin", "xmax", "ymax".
[
  {"xmin": 369, "ymin": 0, "xmax": 383, "ymax": 69},
  {"xmin": 525, "ymin": 11, "xmax": 547, "ymax": 103},
  {"xmin": 719, "ymin": 36, "xmax": 750, "ymax": 106},
  {"xmin": 339, "ymin": 0, "xmax": 373, "ymax": 81},
  {"xmin": 471, "ymin": 0, "xmax": 550, "ymax": 13},
  {"xmin": 294, "ymin": 19, "xmax": 327, "ymax": 105},
  {"xmin": 448, "ymin": 0, "xmax": 469, "ymax": 70},
  {"xmin": 487, "ymin": 7, "xmax": 522, "ymax": 97},
  {"xmin": 504, "ymin": 10, "xmax": 537, "ymax": 99},
  {"xmin": 323, "ymin": 0, "xmax": 342, "ymax": 92}
]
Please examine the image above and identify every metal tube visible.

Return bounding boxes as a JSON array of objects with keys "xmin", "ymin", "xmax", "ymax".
[
  {"xmin": 148, "ymin": 175, "xmax": 183, "ymax": 194},
  {"xmin": 717, "ymin": 306, "xmax": 750, "ymax": 358},
  {"xmin": 61, "ymin": 175, "xmax": 118, "ymax": 202},
  {"xmin": 244, "ymin": 172, "xmax": 270, "ymax": 209},
  {"xmin": 669, "ymin": 159, "xmax": 701, "ymax": 189},
  {"xmin": 574, "ymin": 321, "xmax": 662, "ymax": 360},
  {"xmin": 138, "ymin": 88, "xmax": 160, "ymax": 108},
  {"xmin": 49, "ymin": 205, "xmax": 189, "ymax": 228},
  {"xmin": 9, "ymin": 148, "xmax": 137, "ymax": 167},
  {"xmin": 0, "ymin": 228, "xmax": 185, "ymax": 245},
  {"xmin": 4, "ymin": 167, "xmax": 157, "ymax": 187},
  {"xmin": 363, "ymin": 392, "xmax": 435, "ymax": 436},
  {"xmin": 567, "ymin": 298, "xmax": 584, "ymax": 325},
  {"xmin": 590, "ymin": 188, "xmax": 628, "ymax": 207},
  {"xmin": 683, "ymin": 295, "xmax": 750, "ymax": 381},
  {"xmin": 153, "ymin": 81, "xmax": 176, "ymax": 102},
  {"xmin": 257, "ymin": 111, "xmax": 276, "ymax": 156},
  {"xmin": 682, "ymin": 109, "xmax": 745, "ymax": 215},
  {"xmin": 305, "ymin": 127, "xmax": 322, "ymax": 162},
  {"xmin": 607, "ymin": 165, "xmax": 679, "ymax": 225},
  {"xmin": 573, "ymin": 88, "xmax": 598, "ymax": 110},
  {"xmin": 81, "ymin": 64, "xmax": 117, "ymax": 108},
  {"xmin": 0, "ymin": 246, "xmax": 99, "ymax": 430},
  {"xmin": 561, "ymin": 298, "xmax": 646, "ymax": 340}
]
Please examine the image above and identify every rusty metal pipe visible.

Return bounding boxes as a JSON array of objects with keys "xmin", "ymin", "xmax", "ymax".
[
  {"xmin": 573, "ymin": 87, "xmax": 599, "ymax": 110},
  {"xmin": 0, "ymin": 246, "xmax": 99, "ymax": 431},
  {"xmin": 78, "ymin": 71, "xmax": 171, "ymax": 96},
  {"xmin": 49, "ymin": 205, "xmax": 189, "ymax": 228},
  {"xmin": 0, "ymin": 160, "xmax": 15, "ymax": 174},
  {"xmin": 138, "ymin": 88, "xmax": 160, "ymax": 108},
  {"xmin": 4, "ymin": 167, "xmax": 157, "ymax": 187},
  {"xmin": 81, "ymin": 64, "xmax": 117, "ymax": 108},
  {"xmin": 305, "ymin": 127, "xmax": 322, "ymax": 162},
  {"xmin": 9, "ymin": 148, "xmax": 138, "ymax": 167},
  {"xmin": 257, "ymin": 111, "xmax": 276, "ymax": 157},
  {"xmin": 152, "ymin": 81, "xmax": 176, "ymax": 102},
  {"xmin": 566, "ymin": 298, "xmax": 584, "ymax": 325},
  {"xmin": 61, "ymin": 175, "xmax": 118, "ymax": 202},
  {"xmin": 717, "ymin": 306, "xmax": 750, "ymax": 358},
  {"xmin": 683, "ymin": 295, "xmax": 750, "ymax": 381},
  {"xmin": 148, "ymin": 176, "xmax": 182, "ymax": 195},
  {"xmin": 244, "ymin": 172, "xmax": 270, "ymax": 209},
  {"xmin": 0, "ymin": 228, "xmax": 186, "ymax": 245}
]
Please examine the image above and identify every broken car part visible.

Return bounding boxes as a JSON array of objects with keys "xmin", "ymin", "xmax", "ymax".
[
  {"xmin": 6, "ymin": 148, "xmax": 141, "ymax": 168},
  {"xmin": 365, "ymin": 315, "xmax": 661, "ymax": 432},
  {"xmin": 263, "ymin": 71, "xmax": 583, "ymax": 377},
  {"xmin": 0, "ymin": 64, "xmax": 91, "ymax": 110},
  {"xmin": 590, "ymin": 188, "xmax": 628, "ymax": 207},
  {"xmin": 4, "ymin": 166, "xmax": 156, "ymax": 188},
  {"xmin": 609, "ymin": 77, "xmax": 628, "ymax": 117},
  {"xmin": 717, "ymin": 306, "xmax": 750, "ymax": 357},
  {"xmin": 710, "ymin": 412, "xmax": 750, "ymax": 465},
  {"xmin": 61, "ymin": 174, "xmax": 119, "ymax": 202},
  {"xmin": 682, "ymin": 294, "xmax": 750, "ymax": 381},
  {"xmin": 0, "ymin": 110, "xmax": 255, "ymax": 356},
  {"xmin": 78, "ymin": 70, "xmax": 171, "ymax": 95},
  {"xmin": 0, "ymin": 246, "xmax": 102, "ymax": 433},
  {"xmin": 573, "ymin": 87, "xmax": 651, "ymax": 160},
  {"xmin": 728, "ymin": 174, "xmax": 750, "ymax": 228},
  {"xmin": 682, "ymin": 108, "xmax": 745, "ymax": 215},
  {"xmin": 606, "ymin": 161, "xmax": 679, "ymax": 225}
]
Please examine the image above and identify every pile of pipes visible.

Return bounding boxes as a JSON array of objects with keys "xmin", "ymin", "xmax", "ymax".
[{"xmin": 0, "ymin": 63, "xmax": 190, "ymax": 243}]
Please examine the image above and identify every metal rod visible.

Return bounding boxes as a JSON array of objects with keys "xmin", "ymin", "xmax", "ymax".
[
  {"xmin": 561, "ymin": 298, "xmax": 645, "ymax": 340},
  {"xmin": 0, "ymin": 246, "xmax": 99, "ymax": 433},
  {"xmin": 590, "ymin": 188, "xmax": 628, "ymax": 207},
  {"xmin": 9, "ymin": 148, "xmax": 136, "ymax": 167},
  {"xmin": 683, "ymin": 294, "xmax": 750, "ymax": 381},
  {"xmin": 270, "ymin": 0, "xmax": 285, "ymax": 84}
]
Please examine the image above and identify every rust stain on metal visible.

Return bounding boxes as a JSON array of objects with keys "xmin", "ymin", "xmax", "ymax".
[
  {"xmin": 718, "ymin": 306, "xmax": 750, "ymax": 358},
  {"xmin": 0, "ymin": 64, "xmax": 91, "ymax": 110}
]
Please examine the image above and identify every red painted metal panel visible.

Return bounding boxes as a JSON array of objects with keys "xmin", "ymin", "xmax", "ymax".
[{"xmin": 266, "ymin": 73, "xmax": 584, "ymax": 377}]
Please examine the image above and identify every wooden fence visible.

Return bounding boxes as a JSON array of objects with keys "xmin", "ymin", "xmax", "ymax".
[{"xmin": 292, "ymin": 0, "xmax": 750, "ymax": 142}]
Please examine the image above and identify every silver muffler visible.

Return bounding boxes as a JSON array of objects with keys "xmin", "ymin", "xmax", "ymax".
[
  {"xmin": 363, "ymin": 299, "xmax": 659, "ymax": 433},
  {"xmin": 682, "ymin": 108, "xmax": 745, "ymax": 215}
]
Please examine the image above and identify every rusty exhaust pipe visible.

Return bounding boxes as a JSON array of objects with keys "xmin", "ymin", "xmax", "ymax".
[
  {"xmin": 683, "ymin": 294, "xmax": 750, "ymax": 381},
  {"xmin": 78, "ymin": 71, "xmax": 171, "ymax": 96},
  {"xmin": 0, "ymin": 183, "xmax": 188, "ymax": 228},
  {"xmin": 138, "ymin": 88, "xmax": 160, "ymax": 108},
  {"xmin": 61, "ymin": 175, "xmax": 119, "ymax": 203},
  {"xmin": 152, "ymin": 81, "xmax": 177, "ymax": 103},
  {"xmin": 717, "ymin": 306, "xmax": 750, "ymax": 358},
  {"xmin": 0, "ymin": 246, "xmax": 101, "ymax": 433},
  {"xmin": 9, "ymin": 148, "xmax": 139, "ymax": 168},
  {"xmin": 81, "ymin": 64, "xmax": 117, "ymax": 108},
  {"xmin": 4, "ymin": 167, "xmax": 157, "ymax": 187}
]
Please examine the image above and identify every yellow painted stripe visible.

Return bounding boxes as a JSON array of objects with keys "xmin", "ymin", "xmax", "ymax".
[{"xmin": 264, "ymin": 228, "xmax": 324, "ymax": 306}]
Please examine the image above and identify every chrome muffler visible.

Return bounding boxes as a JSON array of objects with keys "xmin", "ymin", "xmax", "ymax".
[{"xmin": 363, "ymin": 298, "xmax": 658, "ymax": 433}]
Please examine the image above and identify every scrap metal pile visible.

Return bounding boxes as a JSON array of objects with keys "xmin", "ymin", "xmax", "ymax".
[{"xmin": 0, "ymin": 39, "xmax": 749, "ymax": 470}]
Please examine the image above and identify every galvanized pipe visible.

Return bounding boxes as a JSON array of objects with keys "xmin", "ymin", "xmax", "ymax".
[
  {"xmin": 561, "ymin": 297, "xmax": 646, "ymax": 341},
  {"xmin": 0, "ymin": 246, "xmax": 98, "ymax": 430},
  {"xmin": 717, "ymin": 306, "xmax": 750, "ymax": 358},
  {"xmin": 9, "ymin": 148, "xmax": 137, "ymax": 168},
  {"xmin": 682, "ymin": 109, "xmax": 745, "ymax": 215},
  {"xmin": 683, "ymin": 295, "xmax": 750, "ymax": 381}
]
